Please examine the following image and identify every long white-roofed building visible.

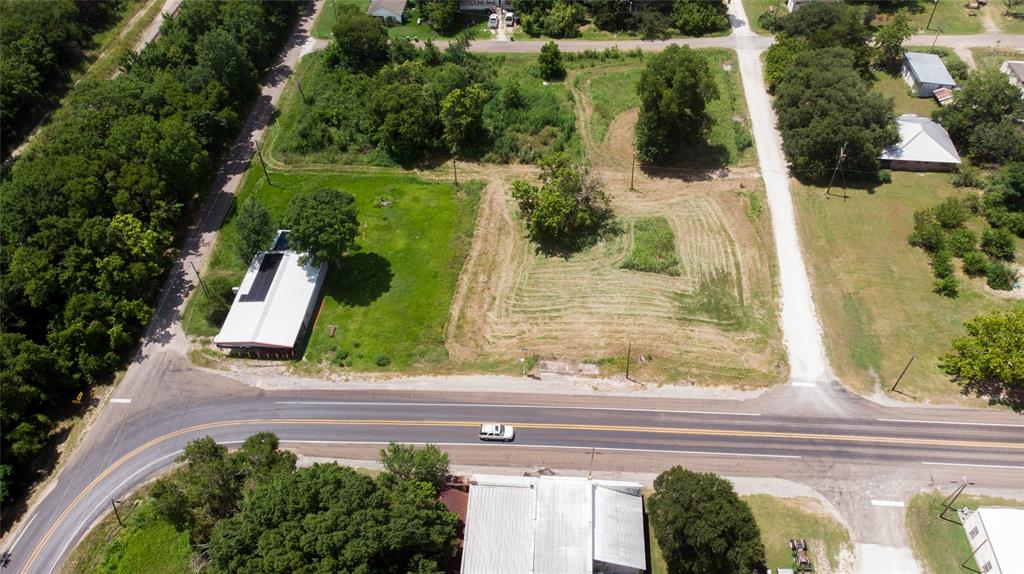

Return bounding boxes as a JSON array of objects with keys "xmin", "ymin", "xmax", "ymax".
[
  {"xmin": 461, "ymin": 474, "xmax": 646, "ymax": 574},
  {"xmin": 213, "ymin": 230, "xmax": 326, "ymax": 358},
  {"xmin": 960, "ymin": 507, "xmax": 1024, "ymax": 574}
]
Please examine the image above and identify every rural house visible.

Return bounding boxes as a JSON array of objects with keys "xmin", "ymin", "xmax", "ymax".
[
  {"xmin": 1001, "ymin": 60, "xmax": 1024, "ymax": 92},
  {"xmin": 903, "ymin": 52, "xmax": 958, "ymax": 97},
  {"xmin": 367, "ymin": 0, "xmax": 406, "ymax": 22},
  {"xmin": 461, "ymin": 475, "xmax": 647, "ymax": 574},
  {"xmin": 880, "ymin": 114, "xmax": 961, "ymax": 172},
  {"xmin": 214, "ymin": 230, "xmax": 327, "ymax": 358}
]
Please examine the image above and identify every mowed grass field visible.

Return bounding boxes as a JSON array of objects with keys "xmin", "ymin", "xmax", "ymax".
[
  {"xmin": 905, "ymin": 492, "xmax": 1024, "ymax": 574},
  {"xmin": 792, "ymin": 173, "xmax": 1024, "ymax": 404},
  {"xmin": 183, "ymin": 169, "xmax": 480, "ymax": 371}
]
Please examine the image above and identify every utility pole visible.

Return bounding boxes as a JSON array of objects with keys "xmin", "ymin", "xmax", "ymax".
[
  {"xmin": 890, "ymin": 353, "xmax": 916, "ymax": 393},
  {"xmin": 926, "ymin": 0, "xmax": 939, "ymax": 31},
  {"xmin": 520, "ymin": 347, "xmax": 529, "ymax": 376},
  {"xmin": 296, "ymin": 77, "xmax": 308, "ymax": 105},
  {"xmin": 630, "ymin": 153, "xmax": 636, "ymax": 191},
  {"xmin": 625, "ymin": 342, "xmax": 632, "ymax": 381},
  {"xmin": 587, "ymin": 447, "xmax": 596, "ymax": 479},
  {"xmin": 452, "ymin": 157, "xmax": 459, "ymax": 187},
  {"xmin": 190, "ymin": 261, "xmax": 210, "ymax": 297},
  {"xmin": 939, "ymin": 477, "xmax": 974, "ymax": 523},
  {"xmin": 111, "ymin": 499, "xmax": 124, "ymax": 527},
  {"xmin": 254, "ymin": 141, "xmax": 272, "ymax": 186},
  {"xmin": 332, "ymin": 0, "xmax": 338, "ymax": 22},
  {"xmin": 824, "ymin": 143, "xmax": 847, "ymax": 199}
]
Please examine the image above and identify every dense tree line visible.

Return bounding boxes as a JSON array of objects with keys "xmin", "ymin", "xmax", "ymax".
[
  {"xmin": 0, "ymin": 0, "xmax": 303, "ymax": 506},
  {"xmin": 933, "ymin": 71, "xmax": 1024, "ymax": 165},
  {"xmin": 0, "ymin": 0, "xmax": 127, "ymax": 156},
  {"xmin": 150, "ymin": 435, "xmax": 458, "ymax": 572},
  {"xmin": 286, "ymin": 6, "xmax": 574, "ymax": 165},
  {"xmin": 516, "ymin": 0, "xmax": 728, "ymax": 39}
]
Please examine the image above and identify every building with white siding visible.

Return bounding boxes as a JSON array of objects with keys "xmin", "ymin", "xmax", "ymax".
[{"xmin": 960, "ymin": 507, "xmax": 1024, "ymax": 574}]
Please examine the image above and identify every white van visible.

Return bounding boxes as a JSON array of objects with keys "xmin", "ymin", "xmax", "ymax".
[
  {"xmin": 479, "ymin": 423, "xmax": 515, "ymax": 441},
  {"xmin": 488, "ymin": 13, "xmax": 499, "ymax": 29}
]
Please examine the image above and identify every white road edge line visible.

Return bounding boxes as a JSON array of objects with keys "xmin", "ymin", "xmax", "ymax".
[
  {"xmin": 870, "ymin": 500, "xmax": 906, "ymax": 508},
  {"xmin": 273, "ymin": 401, "xmax": 760, "ymax": 417},
  {"xmin": 109, "ymin": 398, "xmax": 132, "ymax": 404},
  {"xmin": 790, "ymin": 382, "xmax": 817, "ymax": 388},
  {"xmin": 270, "ymin": 439, "xmax": 802, "ymax": 459},
  {"xmin": 6, "ymin": 513, "xmax": 37, "ymax": 552},
  {"xmin": 921, "ymin": 462, "xmax": 1024, "ymax": 470},
  {"xmin": 878, "ymin": 418, "xmax": 1024, "ymax": 428}
]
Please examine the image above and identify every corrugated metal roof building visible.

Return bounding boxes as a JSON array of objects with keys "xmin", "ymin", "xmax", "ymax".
[
  {"xmin": 461, "ymin": 475, "xmax": 646, "ymax": 574},
  {"xmin": 213, "ymin": 230, "xmax": 326, "ymax": 357},
  {"xmin": 961, "ymin": 507, "xmax": 1024, "ymax": 574},
  {"xmin": 880, "ymin": 114, "xmax": 961, "ymax": 172},
  {"xmin": 903, "ymin": 52, "xmax": 958, "ymax": 97}
]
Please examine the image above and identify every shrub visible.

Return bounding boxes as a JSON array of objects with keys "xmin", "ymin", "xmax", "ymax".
[
  {"xmin": 758, "ymin": 7, "xmax": 784, "ymax": 32},
  {"xmin": 981, "ymin": 228, "xmax": 1016, "ymax": 261},
  {"xmin": 947, "ymin": 228, "xmax": 978, "ymax": 258},
  {"xmin": 908, "ymin": 210, "xmax": 946, "ymax": 253},
  {"xmin": 962, "ymin": 251, "xmax": 988, "ymax": 277},
  {"xmin": 734, "ymin": 122, "xmax": 753, "ymax": 151},
  {"xmin": 877, "ymin": 169, "xmax": 892, "ymax": 184},
  {"xmin": 952, "ymin": 160, "xmax": 983, "ymax": 188},
  {"xmin": 672, "ymin": 0, "xmax": 729, "ymax": 36},
  {"xmin": 332, "ymin": 349, "xmax": 350, "ymax": 366},
  {"xmin": 375, "ymin": 354, "xmax": 391, "ymax": 367},
  {"xmin": 930, "ymin": 250, "xmax": 954, "ymax": 279},
  {"xmin": 538, "ymin": 41, "xmax": 566, "ymax": 81},
  {"xmin": 986, "ymin": 259, "xmax": 1015, "ymax": 290},
  {"xmin": 933, "ymin": 197, "xmax": 969, "ymax": 229},
  {"xmin": 933, "ymin": 275, "xmax": 959, "ymax": 298},
  {"xmin": 204, "ymin": 275, "xmax": 238, "ymax": 328}
]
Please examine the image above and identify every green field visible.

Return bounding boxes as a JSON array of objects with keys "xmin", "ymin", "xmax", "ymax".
[
  {"xmin": 743, "ymin": 0, "xmax": 983, "ymax": 34},
  {"xmin": 744, "ymin": 495, "xmax": 851, "ymax": 571},
  {"xmin": 622, "ymin": 217, "xmax": 681, "ymax": 276},
  {"xmin": 574, "ymin": 64, "xmax": 642, "ymax": 145},
  {"xmin": 183, "ymin": 170, "xmax": 480, "ymax": 371},
  {"xmin": 793, "ymin": 173, "xmax": 1024, "ymax": 404},
  {"xmin": 63, "ymin": 497, "xmax": 190, "ymax": 574},
  {"xmin": 906, "ymin": 492, "xmax": 1024, "ymax": 574}
]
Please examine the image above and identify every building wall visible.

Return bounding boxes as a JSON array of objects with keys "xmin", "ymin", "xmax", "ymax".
[
  {"xmin": 460, "ymin": 0, "xmax": 512, "ymax": 10},
  {"xmin": 370, "ymin": 8, "xmax": 402, "ymax": 22},
  {"xmin": 593, "ymin": 559, "xmax": 644, "ymax": 574},
  {"xmin": 962, "ymin": 511, "xmax": 1002, "ymax": 574},
  {"xmin": 882, "ymin": 159, "xmax": 957, "ymax": 172}
]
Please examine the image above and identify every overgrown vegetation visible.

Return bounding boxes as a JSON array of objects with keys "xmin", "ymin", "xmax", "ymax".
[
  {"xmin": 0, "ymin": 0, "xmax": 131, "ymax": 155},
  {"xmin": 0, "ymin": 0, "xmax": 302, "ymax": 507},
  {"xmin": 517, "ymin": 0, "xmax": 729, "ymax": 39},
  {"xmin": 621, "ymin": 217, "xmax": 681, "ymax": 276}
]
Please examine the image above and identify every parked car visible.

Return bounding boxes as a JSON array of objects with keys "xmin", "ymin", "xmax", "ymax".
[
  {"xmin": 505, "ymin": 12, "xmax": 515, "ymax": 27},
  {"xmin": 488, "ymin": 13, "xmax": 499, "ymax": 29},
  {"xmin": 479, "ymin": 423, "xmax": 515, "ymax": 441}
]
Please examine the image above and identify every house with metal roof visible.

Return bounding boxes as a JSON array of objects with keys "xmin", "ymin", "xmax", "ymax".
[
  {"xmin": 960, "ymin": 507, "xmax": 1024, "ymax": 574},
  {"xmin": 213, "ymin": 230, "xmax": 326, "ymax": 357},
  {"xmin": 1001, "ymin": 60, "xmax": 1024, "ymax": 92},
  {"xmin": 461, "ymin": 474, "xmax": 646, "ymax": 574},
  {"xmin": 367, "ymin": 0, "xmax": 406, "ymax": 22},
  {"xmin": 903, "ymin": 52, "xmax": 958, "ymax": 97},
  {"xmin": 880, "ymin": 114, "xmax": 961, "ymax": 172}
]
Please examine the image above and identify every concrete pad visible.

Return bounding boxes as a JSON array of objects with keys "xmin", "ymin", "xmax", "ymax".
[{"xmin": 854, "ymin": 544, "xmax": 921, "ymax": 574}]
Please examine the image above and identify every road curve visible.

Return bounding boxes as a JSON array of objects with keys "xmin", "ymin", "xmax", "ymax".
[{"xmin": 11, "ymin": 396, "xmax": 1024, "ymax": 574}]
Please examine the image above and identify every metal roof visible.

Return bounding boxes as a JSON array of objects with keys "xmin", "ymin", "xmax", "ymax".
[
  {"xmin": 367, "ymin": 0, "xmax": 406, "ymax": 17},
  {"xmin": 213, "ymin": 231, "xmax": 326, "ymax": 350},
  {"xmin": 976, "ymin": 508, "xmax": 1024, "ymax": 574},
  {"xmin": 461, "ymin": 475, "xmax": 645, "ymax": 574},
  {"xmin": 880, "ymin": 114, "xmax": 960, "ymax": 165},
  {"xmin": 904, "ymin": 52, "xmax": 957, "ymax": 87}
]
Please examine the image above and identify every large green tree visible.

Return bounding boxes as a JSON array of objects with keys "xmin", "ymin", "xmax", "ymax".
[
  {"xmin": 511, "ymin": 153, "xmax": 611, "ymax": 248},
  {"xmin": 774, "ymin": 47, "xmax": 898, "ymax": 180},
  {"xmin": 423, "ymin": 0, "xmax": 459, "ymax": 33},
  {"xmin": 939, "ymin": 307, "xmax": 1024, "ymax": 412},
  {"xmin": 441, "ymin": 83, "xmax": 490, "ymax": 155},
  {"xmin": 874, "ymin": 11, "xmax": 911, "ymax": 70},
  {"xmin": 332, "ymin": 4, "xmax": 390, "ymax": 72},
  {"xmin": 649, "ymin": 467, "xmax": 765, "ymax": 574},
  {"xmin": 933, "ymin": 71, "xmax": 1024, "ymax": 164},
  {"xmin": 235, "ymin": 196, "xmax": 274, "ymax": 263},
  {"xmin": 208, "ymin": 463, "xmax": 459, "ymax": 573},
  {"xmin": 538, "ymin": 41, "xmax": 566, "ymax": 81},
  {"xmin": 380, "ymin": 442, "xmax": 451, "ymax": 493},
  {"xmin": 281, "ymin": 187, "xmax": 360, "ymax": 266},
  {"xmin": 672, "ymin": 0, "xmax": 729, "ymax": 36},
  {"xmin": 777, "ymin": 0, "xmax": 873, "ymax": 76},
  {"xmin": 635, "ymin": 45, "xmax": 718, "ymax": 163}
]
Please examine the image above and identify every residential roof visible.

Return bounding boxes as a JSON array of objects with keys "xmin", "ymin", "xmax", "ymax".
[
  {"xmin": 1004, "ymin": 60, "xmax": 1024, "ymax": 81},
  {"xmin": 976, "ymin": 507, "xmax": 1024, "ymax": 573},
  {"xmin": 367, "ymin": 0, "xmax": 406, "ymax": 16},
  {"xmin": 213, "ymin": 231, "xmax": 326, "ymax": 350},
  {"xmin": 880, "ymin": 114, "xmax": 961, "ymax": 165},
  {"xmin": 904, "ymin": 52, "xmax": 957, "ymax": 87},
  {"xmin": 461, "ymin": 475, "xmax": 645, "ymax": 574}
]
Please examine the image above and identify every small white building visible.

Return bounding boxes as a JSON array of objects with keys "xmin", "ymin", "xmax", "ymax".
[
  {"xmin": 880, "ymin": 114, "xmax": 961, "ymax": 172},
  {"xmin": 461, "ymin": 474, "xmax": 646, "ymax": 574},
  {"xmin": 787, "ymin": 0, "xmax": 838, "ymax": 12},
  {"xmin": 1000, "ymin": 60, "xmax": 1024, "ymax": 92},
  {"xmin": 214, "ymin": 230, "xmax": 326, "ymax": 357},
  {"xmin": 961, "ymin": 507, "xmax": 1024, "ymax": 574},
  {"xmin": 367, "ymin": 0, "xmax": 406, "ymax": 22},
  {"xmin": 903, "ymin": 52, "xmax": 958, "ymax": 97}
]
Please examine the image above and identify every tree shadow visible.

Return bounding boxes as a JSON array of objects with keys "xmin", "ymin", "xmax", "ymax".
[
  {"xmin": 531, "ymin": 218, "xmax": 624, "ymax": 259},
  {"xmin": 639, "ymin": 140, "xmax": 734, "ymax": 183},
  {"xmin": 324, "ymin": 252, "xmax": 393, "ymax": 307}
]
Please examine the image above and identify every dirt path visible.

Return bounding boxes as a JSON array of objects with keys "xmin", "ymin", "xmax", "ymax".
[{"xmin": 604, "ymin": 108, "xmax": 639, "ymax": 167}]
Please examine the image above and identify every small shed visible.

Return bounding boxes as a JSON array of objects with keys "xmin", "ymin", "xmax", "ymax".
[
  {"xmin": 903, "ymin": 52, "xmax": 957, "ymax": 97},
  {"xmin": 367, "ymin": 0, "xmax": 406, "ymax": 22},
  {"xmin": 880, "ymin": 114, "xmax": 961, "ymax": 172},
  {"xmin": 1001, "ymin": 60, "xmax": 1024, "ymax": 92}
]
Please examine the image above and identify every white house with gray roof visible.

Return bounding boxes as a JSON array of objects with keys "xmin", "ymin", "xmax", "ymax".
[
  {"xmin": 880, "ymin": 114, "xmax": 960, "ymax": 172},
  {"xmin": 903, "ymin": 52, "xmax": 958, "ymax": 97},
  {"xmin": 367, "ymin": 0, "xmax": 406, "ymax": 22},
  {"xmin": 461, "ymin": 474, "xmax": 646, "ymax": 574}
]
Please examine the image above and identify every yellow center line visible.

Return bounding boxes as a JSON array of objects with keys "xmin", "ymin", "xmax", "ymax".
[{"xmin": 22, "ymin": 417, "xmax": 1024, "ymax": 571}]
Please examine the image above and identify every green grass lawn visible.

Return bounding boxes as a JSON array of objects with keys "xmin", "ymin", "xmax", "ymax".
[
  {"xmin": 872, "ymin": 72, "xmax": 938, "ymax": 117},
  {"xmin": 994, "ymin": 4, "xmax": 1024, "ymax": 33},
  {"xmin": 906, "ymin": 492, "xmax": 1024, "ymax": 574},
  {"xmin": 744, "ymin": 0, "xmax": 983, "ymax": 34},
  {"xmin": 744, "ymin": 495, "xmax": 851, "ymax": 572},
  {"xmin": 574, "ymin": 64, "xmax": 642, "ymax": 145},
  {"xmin": 622, "ymin": 217, "xmax": 681, "ymax": 276},
  {"xmin": 63, "ymin": 496, "xmax": 190, "ymax": 574},
  {"xmin": 793, "ymin": 172, "xmax": 1024, "ymax": 404},
  {"xmin": 971, "ymin": 47, "xmax": 1024, "ymax": 72},
  {"xmin": 183, "ymin": 169, "xmax": 480, "ymax": 371},
  {"xmin": 312, "ymin": 0, "xmax": 487, "ymax": 40},
  {"xmin": 742, "ymin": 0, "xmax": 786, "ymax": 34}
]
